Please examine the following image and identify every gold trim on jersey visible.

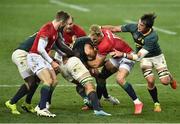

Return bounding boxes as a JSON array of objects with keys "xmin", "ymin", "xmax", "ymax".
[
  {"xmin": 143, "ymin": 28, "xmax": 152, "ymax": 36},
  {"xmin": 135, "ymin": 43, "xmax": 143, "ymax": 48}
]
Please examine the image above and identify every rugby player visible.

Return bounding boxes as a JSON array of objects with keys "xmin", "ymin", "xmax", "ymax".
[
  {"xmin": 5, "ymin": 28, "xmax": 74, "ymax": 115},
  {"xmin": 88, "ymin": 25, "xmax": 143, "ymax": 114},
  {"xmin": 62, "ymin": 16, "xmax": 86, "ymax": 48},
  {"xmin": 104, "ymin": 13, "xmax": 177, "ymax": 112},
  {"xmin": 5, "ymin": 33, "xmax": 40, "ymax": 115},
  {"xmin": 62, "ymin": 17, "xmax": 120, "ymax": 106},
  {"xmin": 54, "ymin": 37, "xmax": 111, "ymax": 116},
  {"xmin": 26, "ymin": 11, "xmax": 71, "ymax": 117}
]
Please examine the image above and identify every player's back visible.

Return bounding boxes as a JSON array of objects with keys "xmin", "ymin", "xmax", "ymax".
[
  {"xmin": 73, "ymin": 36, "xmax": 93, "ymax": 63},
  {"xmin": 16, "ymin": 33, "xmax": 37, "ymax": 52},
  {"xmin": 99, "ymin": 29, "xmax": 133, "ymax": 55}
]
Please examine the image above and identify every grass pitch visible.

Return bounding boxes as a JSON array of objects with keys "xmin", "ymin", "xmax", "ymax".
[{"xmin": 0, "ymin": 0, "xmax": 180, "ymax": 123}]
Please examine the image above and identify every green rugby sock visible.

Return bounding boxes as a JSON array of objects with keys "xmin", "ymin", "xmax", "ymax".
[
  {"xmin": 121, "ymin": 82, "xmax": 137, "ymax": 101},
  {"xmin": 39, "ymin": 84, "xmax": 50, "ymax": 109}
]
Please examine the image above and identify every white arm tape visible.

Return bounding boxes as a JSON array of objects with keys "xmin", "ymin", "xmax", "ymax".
[
  {"xmin": 37, "ymin": 37, "xmax": 53, "ymax": 64},
  {"xmin": 132, "ymin": 48, "xmax": 149, "ymax": 61}
]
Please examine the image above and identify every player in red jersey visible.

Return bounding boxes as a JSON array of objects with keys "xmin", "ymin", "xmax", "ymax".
[
  {"xmin": 27, "ymin": 11, "xmax": 70, "ymax": 117},
  {"xmin": 61, "ymin": 16, "xmax": 120, "ymax": 108},
  {"xmin": 62, "ymin": 16, "xmax": 86, "ymax": 48},
  {"xmin": 88, "ymin": 24, "xmax": 143, "ymax": 115}
]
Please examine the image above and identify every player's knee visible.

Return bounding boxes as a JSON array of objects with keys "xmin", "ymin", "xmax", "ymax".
[
  {"xmin": 116, "ymin": 76, "xmax": 125, "ymax": 85},
  {"xmin": 158, "ymin": 69, "xmax": 170, "ymax": 85},
  {"xmin": 147, "ymin": 82, "xmax": 155, "ymax": 89},
  {"xmin": 52, "ymin": 78, "xmax": 58, "ymax": 86},
  {"xmin": 160, "ymin": 77, "xmax": 170, "ymax": 85},
  {"xmin": 84, "ymin": 82, "xmax": 95, "ymax": 94}
]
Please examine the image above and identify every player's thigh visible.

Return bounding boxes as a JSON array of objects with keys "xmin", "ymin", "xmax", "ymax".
[
  {"xmin": 140, "ymin": 57, "xmax": 153, "ymax": 69},
  {"xmin": 58, "ymin": 61, "xmax": 74, "ymax": 82},
  {"xmin": 37, "ymin": 68, "xmax": 53, "ymax": 85},
  {"xmin": 152, "ymin": 54, "xmax": 167, "ymax": 70},
  {"xmin": 27, "ymin": 53, "xmax": 53, "ymax": 84},
  {"xmin": 49, "ymin": 69, "xmax": 58, "ymax": 85},
  {"xmin": 66, "ymin": 57, "xmax": 92, "ymax": 85},
  {"xmin": 104, "ymin": 59, "xmax": 118, "ymax": 73},
  {"xmin": 116, "ymin": 68, "xmax": 129, "ymax": 85},
  {"xmin": 12, "ymin": 49, "xmax": 33, "ymax": 79},
  {"xmin": 27, "ymin": 53, "xmax": 53, "ymax": 73},
  {"xmin": 119, "ymin": 58, "xmax": 135, "ymax": 72}
]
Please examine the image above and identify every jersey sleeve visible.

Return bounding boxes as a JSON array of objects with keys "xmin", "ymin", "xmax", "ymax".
[{"xmin": 121, "ymin": 23, "xmax": 137, "ymax": 33}]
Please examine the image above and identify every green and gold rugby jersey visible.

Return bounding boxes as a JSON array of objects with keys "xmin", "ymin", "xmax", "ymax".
[
  {"xmin": 16, "ymin": 33, "xmax": 37, "ymax": 52},
  {"xmin": 72, "ymin": 36, "xmax": 93, "ymax": 63},
  {"xmin": 121, "ymin": 23, "xmax": 162, "ymax": 58}
]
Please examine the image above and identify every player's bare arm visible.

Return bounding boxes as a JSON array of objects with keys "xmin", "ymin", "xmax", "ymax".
[
  {"xmin": 110, "ymin": 48, "xmax": 149, "ymax": 61},
  {"xmin": 101, "ymin": 25, "xmax": 122, "ymax": 32},
  {"xmin": 87, "ymin": 54, "xmax": 106, "ymax": 68}
]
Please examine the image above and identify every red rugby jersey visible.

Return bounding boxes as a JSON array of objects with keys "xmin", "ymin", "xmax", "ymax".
[
  {"xmin": 63, "ymin": 24, "xmax": 86, "ymax": 45},
  {"xmin": 97, "ymin": 29, "xmax": 132, "ymax": 56},
  {"xmin": 30, "ymin": 22, "xmax": 58, "ymax": 53}
]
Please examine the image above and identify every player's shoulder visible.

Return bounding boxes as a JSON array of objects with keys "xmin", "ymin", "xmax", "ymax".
[
  {"xmin": 40, "ymin": 22, "xmax": 53, "ymax": 31},
  {"xmin": 73, "ymin": 24, "xmax": 82, "ymax": 28},
  {"xmin": 73, "ymin": 24, "xmax": 86, "ymax": 32},
  {"xmin": 98, "ymin": 38, "xmax": 112, "ymax": 52},
  {"xmin": 145, "ymin": 29, "xmax": 158, "ymax": 42},
  {"xmin": 102, "ymin": 28, "xmax": 111, "ymax": 33},
  {"xmin": 73, "ymin": 36, "xmax": 89, "ymax": 48}
]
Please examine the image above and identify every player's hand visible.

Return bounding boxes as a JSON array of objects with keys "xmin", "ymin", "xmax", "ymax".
[
  {"xmin": 51, "ymin": 61, "xmax": 59, "ymax": 70},
  {"xmin": 110, "ymin": 49, "xmax": 123, "ymax": 58}
]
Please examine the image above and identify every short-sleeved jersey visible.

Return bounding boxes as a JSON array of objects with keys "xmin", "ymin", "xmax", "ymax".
[
  {"xmin": 121, "ymin": 23, "xmax": 162, "ymax": 57},
  {"xmin": 97, "ymin": 29, "xmax": 133, "ymax": 56},
  {"xmin": 72, "ymin": 36, "xmax": 93, "ymax": 63},
  {"xmin": 30, "ymin": 22, "xmax": 58, "ymax": 54},
  {"xmin": 63, "ymin": 24, "xmax": 86, "ymax": 45},
  {"xmin": 16, "ymin": 33, "xmax": 37, "ymax": 52}
]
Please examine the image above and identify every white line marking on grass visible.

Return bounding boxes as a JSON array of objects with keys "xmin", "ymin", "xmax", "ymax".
[
  {"xmin": 124, "ymin": 19, "xmax": 177, "ymax": 35},
  {"xmin": 0, "ymin": 84, "xmax": 160, "ymax": 88},
  {"xmin": 49, "ymin": 0, "xmax": 90, "ymax": 12}
]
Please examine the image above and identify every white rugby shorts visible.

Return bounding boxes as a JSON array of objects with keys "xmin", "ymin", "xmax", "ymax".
[
  {"xmin": 27, "ymin": 53, "xmax": 53, "ymax": 75},
  {"xmin": 12, "ymin": 49, "xmax": 34, "ymax": 79}
]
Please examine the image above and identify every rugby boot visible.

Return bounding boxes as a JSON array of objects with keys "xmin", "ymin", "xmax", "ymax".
[{"xmin": 5, "ymin": 100, "xmax": 20, "ymax": 115}]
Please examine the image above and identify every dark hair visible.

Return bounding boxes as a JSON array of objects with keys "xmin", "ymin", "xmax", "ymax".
[
  {"xmin": 55, "ymin": 11, "xmax": 70, "ymax": 23},
  {"xmin": 141, "ymin": 13, "xmax": 157, "ymax": 28}
]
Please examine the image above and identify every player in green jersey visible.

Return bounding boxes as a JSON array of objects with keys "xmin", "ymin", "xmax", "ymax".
[
  {"xmin": 72, "ymin": 37, "xmax": 120, "ymax": 109},
  {"xmin": 103, "ymin": 13, "xmax": 177, "ymax": 112}
]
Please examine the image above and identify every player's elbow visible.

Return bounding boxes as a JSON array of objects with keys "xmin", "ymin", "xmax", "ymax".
[{"xmin": 37, "ymin": 45, "xmax": 43, "ymax": 54}]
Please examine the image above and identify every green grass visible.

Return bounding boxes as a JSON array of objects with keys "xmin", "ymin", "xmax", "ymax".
[{"xmin": 0, "ymin": 0, "xmax": 180, "ymax": 123}]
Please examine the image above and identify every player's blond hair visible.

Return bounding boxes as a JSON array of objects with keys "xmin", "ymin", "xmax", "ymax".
[{"xmin": 89, "ymin": 24, "xmax": 102, "ymax": 36}]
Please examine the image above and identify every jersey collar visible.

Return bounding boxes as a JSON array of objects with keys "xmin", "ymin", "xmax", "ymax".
[{"xmin": 143, "ymin": 28, "xmax": 152, "ymax": 37}]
